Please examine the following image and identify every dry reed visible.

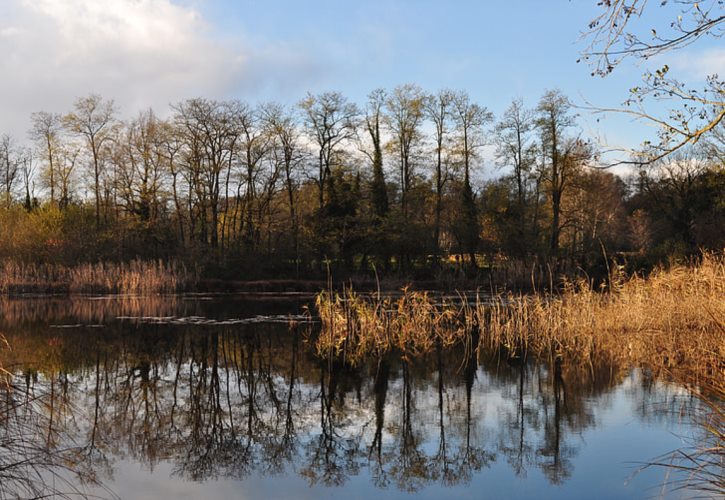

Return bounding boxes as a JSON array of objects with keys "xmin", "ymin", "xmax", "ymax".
[
  {"xmin": 481, "ymin": 253, "xmax": 724, "ymax": 389},
  {"xmin": 0, "ymin": 259, "xmax": 197, "ymax": 295},
  {"xmin": 639, "ymin": 378, "xmax": 724, "ymax": 496},
  {"xmin": 315, "ymin": 287, "xmax": 466, "ymax": 360},
  {"xmin": 315, "ymin": 253, "xmax": 724, "ymax": 387},
  {"xmin": 314, "ymin": 253, "xmax": 724, "ymax": 494}
]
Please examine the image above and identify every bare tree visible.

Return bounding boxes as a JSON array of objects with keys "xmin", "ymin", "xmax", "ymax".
[
  {"xmin": 173, "ymin": 98, "xmax": 239, "ymax": 248},
  {"xmin": 583, "ymin": 0, "xmax": 724, "ymax": 75},
  {"xmin": 299, "ymin": 92, "xmax": 359, "ymax": 212},
  {"xmin": 581, "ymin": 0, "xmax": 724, "ymax": 164},
  {"xmin": 29, "ymin": 111, "xmax": 63, "ymax": 205},
  {"xmin": 56, "ymin": 143, "xmax": 79, "ymax": 209},
  {"xmin": 0, "ymin": 134, "xmax": 20, "ymax": 207},
  {"xmin": 424, "ymin": 89, "xmax": 454, "ymax": 255},
  {"xmin": 385, "ymin": 84, "xmax": 426, "ymax": 219},
  {"xmin": 452, "ymin": 91, "xmax": 493, "ymax": 186},
  {"xmin": 562, "ymin": 168, "xmax": 627, "ymax": 266},
  {"xmin": 496, "ymin": 99, "xmax": 537, "ymax": 253},
  {"xmin": 537, "ymin": 90, "xmax": 578, "ymax": 257},
  {"xmin": 451, "ymin": 91, "xmax": 493, "ymax": 267},
  {"xmin": 496, "ymin": 99, "xmax": 536, "ymax": 212},
  {"xmin": 64, "ymin": 94, "xmax": 117, "ymax": 227},
  {"xmin": 114, "ymin": 110, "xmax": 167, "ymax": 223},
  {"xmin": 157, "ymin": 119, "xmax": 186, "ymax": 244},
  {"xmin": 262, "ymin": 102, "xmax": 306, "ymax": 275},
  {"xmin": 18, "ymin": 148, "xmax": 36, "ymax": 210},
  {"xmin": 235, "ymin": 102, "xmax": 271, "ymax": 252},
  {"xmin": 700, "ymin": 108, "xmax": 725, "ymax": 163}
]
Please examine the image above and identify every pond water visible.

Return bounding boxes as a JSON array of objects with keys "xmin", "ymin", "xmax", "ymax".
[{"xmin": 0, "ymin": 295, "xmax": 706, "ymax": 499}]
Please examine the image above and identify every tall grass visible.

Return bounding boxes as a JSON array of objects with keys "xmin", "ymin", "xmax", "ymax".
[
  {"xmin": 645, "ymin": 379, "xmax": 724, "ymax": 497},
  {"xmin": 315, "ymin": 288, "xmax": 467, "ymax": 360},
  {"xmin": 315, "ymin": 253, "xmax": 724, "ymax": 385},
  {"xmin": 0, "ymin": 259, "xmax": 197, "ymax": 295},
  {"xmin": 481, "ymin": 253, "xmax": 724, "ymax": 389},
  {"xmin": 314, "ymin": 253, "xmax": 724, "ymax": 494}
]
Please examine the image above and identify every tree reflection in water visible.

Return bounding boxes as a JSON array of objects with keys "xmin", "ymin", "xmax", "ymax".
[
  {"xmin": 0, "ymin": 362, "xmax": 111, "ymax": 498},
  {"xmin": 0, "ymin": 297, "xmax": 701, "ymax": 497}
]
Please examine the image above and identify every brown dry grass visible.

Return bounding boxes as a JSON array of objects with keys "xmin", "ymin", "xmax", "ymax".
[
  {"xmin": 315, "ymin": 288, "xmax": 468, "ymax": 361},
  {"xmin": 315, "ymin": 253, "xmax": 724, "ymax": 388},
  {"xmin": 315, "ymin": 253, "xmax": 724, "ymax": 494},
  {"xmin": 640, "ymin": 377, "xmax": 724, "ymax": 496},
  {"xmin": 0, "ymin": 259, "xmax": 196, "ymax": 295},
  {"xmin": 481, "ymin": 253, "xmax": 724, "ymax": 389}
]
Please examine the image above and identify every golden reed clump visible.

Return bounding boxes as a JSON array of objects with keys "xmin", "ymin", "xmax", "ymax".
[
  {"xmin": 482, "ymin": 252, "xmax": 724, "ymax": 389},
  {"xmin": 315, "ymin": 287, "xmax": 467, "ymax": 361},
  {"xmin": 314, "ymin": 253, "xmax": 725, "ymax": 495},
  {"xmin": 0, "ymin": 259, "xmax": 196, "ymax": 295},
  {"xmin": 315, "ymin": 253, "xmax": 724, "ymax": 389}
]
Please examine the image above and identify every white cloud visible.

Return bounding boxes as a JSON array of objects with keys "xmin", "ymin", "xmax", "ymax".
[
  {"xmin": 0, "ymin": 0, "xmax": 322, "ymax": 138},
  {"xmin": 673, "ymin": 47, "xmax": 725, "ymax": 81}
]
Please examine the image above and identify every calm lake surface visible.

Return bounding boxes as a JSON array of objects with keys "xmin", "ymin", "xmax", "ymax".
[{"xmin": 0, "ymin": 295, "xmax": 705, "ymax": 499}]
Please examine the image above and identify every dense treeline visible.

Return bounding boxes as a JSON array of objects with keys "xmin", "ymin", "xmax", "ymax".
[{"xmin": 0, "ymin": 86, "xmax": 723, "ymax": 281}]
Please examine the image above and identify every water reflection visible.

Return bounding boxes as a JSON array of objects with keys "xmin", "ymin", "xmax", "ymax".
[{"xmin": 0, "ymin": 297, "xmax": 700, "ymax": 499}]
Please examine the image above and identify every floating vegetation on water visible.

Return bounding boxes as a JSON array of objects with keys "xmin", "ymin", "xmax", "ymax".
[
  {"xmin": 48, "ymin": 323, "xmax": 105, "ymax": 329},
  {"xmin": 116, "ymin": 313, "xmax": 314, "ymax": 326}
]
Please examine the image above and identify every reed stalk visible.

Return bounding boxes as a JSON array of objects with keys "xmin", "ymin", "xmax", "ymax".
[
  {"xmin": 314, "ymin": 253, "xmax": 724, "ymax": 388},
  {"xmin": 314, "ymin": 253, "xmax": 724, "ymax": 494},
  {"xmin": 0, "ymin": 259, "xmax": 197, "ymax": 295}
]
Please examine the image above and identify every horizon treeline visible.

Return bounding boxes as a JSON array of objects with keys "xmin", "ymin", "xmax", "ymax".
[{"xmin": 0, "ymin": 85, "xmax": 723, "ymax": 280}]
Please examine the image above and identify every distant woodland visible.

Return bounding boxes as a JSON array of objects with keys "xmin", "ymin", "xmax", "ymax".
[{"xmin": 0, "ymin": 87, "xmax": 723, "ymax": 281}]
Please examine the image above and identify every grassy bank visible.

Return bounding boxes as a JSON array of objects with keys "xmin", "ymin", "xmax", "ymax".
[{"xmin": 0, "ymin": 259, "xmax": 196, "ymax": 295}]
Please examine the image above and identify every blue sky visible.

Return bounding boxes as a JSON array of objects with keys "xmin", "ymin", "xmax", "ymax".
[
  {"xmin": 1, "ymin": 0, "xmax": 722, "ymax": 165},
  {"xmin": 197, "ymin": 0, "xmax": 638, "ymax": 106}
]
